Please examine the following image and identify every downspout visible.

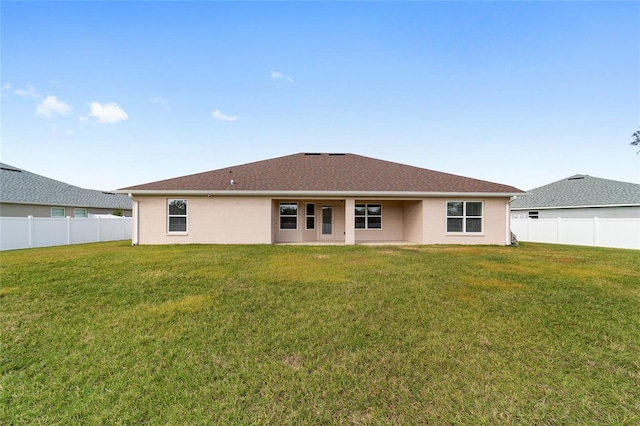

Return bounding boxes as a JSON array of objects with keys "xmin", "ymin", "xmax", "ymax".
[
  {"xmin": 506, "ymin": 196, "xmax": 517, "ymax": 245},
  {"xmin": 128, "ymin": 193, "xmax": 139, "ymax": 246}
]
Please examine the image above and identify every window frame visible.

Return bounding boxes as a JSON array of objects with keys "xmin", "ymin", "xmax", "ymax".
[
  {"xmin": 528, "ymin": 211, "xmax": 539, "ymax": 219},
  {"xmin": 355, "ymin": 203, "xmax": 382, "ymax": 230},
  {"xmin": 167, "ymin": 199, "xmax": 188, "ymax": 233},
  {"xmin": 74, "ymin": 208, "xmax": 88, "ymax": 218},
  {"xmin": 305, "ymin": 203, "xmax": 315, "ymax": 230},
  {"xmin": 51, "ymin": 207, "xmax": 65, "ymax": 218},
  {"xmin": 279, "ymin": 202, "xmax": 298, "ymax": 231},
  {"xmin": 446, "ymin": 201, "xmax": 483, "ymax": 234}
]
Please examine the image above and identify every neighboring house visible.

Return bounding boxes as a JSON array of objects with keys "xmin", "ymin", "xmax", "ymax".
[
  {"xmin": 116, "ymin": 153, "xmax": 523, "ymax": 245},
  {"xmin": 0, "ymin": 162, "xmax": 132, "ymax": 218},
  {"xmin": 511, "ymin": 175, "xmax": 640, "ymax": 219}
]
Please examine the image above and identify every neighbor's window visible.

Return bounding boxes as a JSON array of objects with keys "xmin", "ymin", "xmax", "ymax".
[
  {"xmin": 528, "ymin": 211, "xmax": 539, "ymax": 219},
  {"xmin": 355, "ymin": 203, "xmax": 382, "ymax": 229},
  {"xmin": 306, "ymin": 203, "xmax": 315, "ymax": 230},
  {"xmin": 51, "ymin": 207, "xmax": 65, "ymax": 217},
  {"xmin": 74, "ymin": 208, "xmax": 88, "ymax": 218},
  {"xmin": 280, "ymin": 202, "xmax": 298, "ymax": 230},
  {"xmin": 447, "ymin": 201, "xmax": 483, "ymax": 233},
  {"xmin": 168, "ymin": 199, "xmax": 187, "ymax": 232}
]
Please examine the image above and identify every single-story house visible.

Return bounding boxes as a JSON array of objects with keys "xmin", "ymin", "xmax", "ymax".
[
  {"xmin": 0, "ymin": 162, "xmax": 132, "ymax": 218},
  {"xmin": 511, "ymin": 174, "xmax": 640, "ymax": 219},
  {"xmin": 116, "ymin": 153, "xmax": 523, "ymax": 246}
]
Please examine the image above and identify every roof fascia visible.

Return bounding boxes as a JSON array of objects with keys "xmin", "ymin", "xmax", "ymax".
[
  {"xmin": 116, "ymin": 190, "xmax": 522, "ymax": 198},
  {"xmin": 0, "ymin": 200, "xmax": 131, "ymax": 209},
  {"xmin": 511, "ymin": 203, "xmax": 640, "ymax": 210}
]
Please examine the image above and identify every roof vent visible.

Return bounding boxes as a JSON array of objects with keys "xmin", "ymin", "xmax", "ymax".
[
  {"xmin": 567, "ymin": 175, "xmax": 586, "ymax": 180},
  {"xmin": 1, "ymin": 167, "xmax": 21, "ymax": 172},
  {"xmin": 328, "ymin": 153, "xmax": 346, "ymax": 156},
  {"xmin": 304, "ymin": 153, "xmax": 321, "ymax": 156}
]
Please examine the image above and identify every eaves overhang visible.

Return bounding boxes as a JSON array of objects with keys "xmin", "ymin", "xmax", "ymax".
[
  {"xmin": 116, "ymin": 190, "xmax": 523, "ymax": 198},
  {"xmin": 0, "ymin": 200, "xmax": 132, "ymax": 209},
  {"xmin": 511, "ymin": 203, "xmax": 640, "ymax": 211}
]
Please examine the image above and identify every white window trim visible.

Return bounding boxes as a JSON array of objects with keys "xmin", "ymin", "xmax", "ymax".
[
  {"xmin": 51, "ymin": 207, "xmax": 65, "ymax": 218},
  {"xmin": 355, "ymin": 203, "xmax": 383, "ymax": 230},
  {"xmin": 446, "ymin": 201, "xmax": 484, "ymax": 234},
  {"xmin": 279, "ymin": 202, "xmax": 298, "ymax": 231},
  {"xmin": 305, "ymin": 203, "xmax": 315, "ymax": 230},
  {"xmin": 74, "ymin": 208, "xmax": 88, "ymax": 218},
  {"xmin": 167, "ymin": 199, "xmax": 188, "ymax": 234}
]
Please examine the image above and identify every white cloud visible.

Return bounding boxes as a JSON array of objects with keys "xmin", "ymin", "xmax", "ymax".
[
  {"xmin": 15, "ymin": 86, "xmax": 41, "ymax": 98},
  {"xmin": 89, "ymin": 102, "xmax": 128, "ymax": 124},
  {"xmin": 36, "ymin": 95, "xmax": 71, "ymax": 117},
  {"xmin": 271, "ymin": 71, "xmax": 294, "ymax": 83},
  {"xmin": 212, "ymin": 110, "xmax": 238, "ymax": 121}
]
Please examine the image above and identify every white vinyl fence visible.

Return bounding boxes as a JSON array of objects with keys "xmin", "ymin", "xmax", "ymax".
[
  {"xmin": 0, "ymin": 216, "xmax": 132, "ymax": 251},
  {"xmin": 511, "ymin": 218, "xmax": 640, "ymax": 250}
]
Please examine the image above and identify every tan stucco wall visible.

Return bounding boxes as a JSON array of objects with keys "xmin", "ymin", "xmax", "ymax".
[
  {"xmin": 273, "ymin": 200, "xmax": 347, "ymax": 243},
  {"xmin": 134, "ymin": 195, "xmax": 511, "ymax": 246},
  {"xmin": 402, "ymin": 200, "xmax": 423, "ymax": 243},
  {"xmin": 136, "ymin": 196, "xmax": 272, "ymax": 244},
  {"xmin": 354, "ymin": 200, "xmax": 404, "ymax": 242},
  {"xmin": 0, "ymin": 203, "xmax": 131, "ymax": 217},
  {"xmin": 422, "ymin": 198, "xmax": 509, "ymax": 245}
]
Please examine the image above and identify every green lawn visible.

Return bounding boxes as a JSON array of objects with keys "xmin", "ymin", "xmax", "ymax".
[{"xmin": 1, "ymin": 242, "xmax": 639, "ymax": 424}]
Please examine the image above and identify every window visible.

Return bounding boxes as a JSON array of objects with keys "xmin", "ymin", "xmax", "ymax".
[
  {"xmin": 306, "ymin": 203, "xmax": 315, "ymax": 230},
  {"xmin": 74, "ymin": 208, "xmax": 88, "ymax": 218},
  {"xmin": 51, "ymin": 207, "xmax": 65, "ymax": 217},
  {"xmin": 447, "ymin": 201, "xmax": 483, "ymax": 233},
  {"xmin": 280, "ymin": 202, "xmax": 298, "ymax": 230},
  {"xmin": 168, "ymin": 199, "xmax": 187, "ymax": 232},
  {"xmin": 355, "ymin": 203, "xmax": 382, "ymax": 229},
  {"xmin": 528, "ymin": 211, "xmax": 539, "ymax": 219}
]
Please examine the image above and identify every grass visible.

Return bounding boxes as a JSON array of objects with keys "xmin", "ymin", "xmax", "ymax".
[{"xmin": 1, "ymin": 242, "xmax": 639, "ymax": 425}]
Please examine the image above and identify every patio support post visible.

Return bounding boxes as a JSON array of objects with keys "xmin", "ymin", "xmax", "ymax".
[{"xmin": 345, "ymin": 198, "xmax": 355, "ymax": 245}]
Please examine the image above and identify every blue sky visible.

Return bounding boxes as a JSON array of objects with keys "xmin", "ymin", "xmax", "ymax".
[{"xmin": 2, "ymin": 1, "xmax": 639, "ymax": 191}]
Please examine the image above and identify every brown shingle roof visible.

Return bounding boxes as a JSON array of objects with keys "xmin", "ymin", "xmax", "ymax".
[{"xmin": 119, "ymin": 153, "xmax": 523, "ymax": 194}]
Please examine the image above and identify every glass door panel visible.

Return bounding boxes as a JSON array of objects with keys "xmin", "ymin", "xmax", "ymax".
[{"xmin": 322, "ymin": 205, "xmax": 332, "ymax": 235}]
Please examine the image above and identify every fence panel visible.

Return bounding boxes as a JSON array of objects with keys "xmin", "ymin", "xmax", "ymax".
[
  {"xmin": 33, "ymin": 218, "xmax": 68, "ymax": 248},
  {"xmin": 511, "ymin": 218, "xmax": 640, "ymax": 250},
  {"xmin": 559, "ymin": 219, "xmax": 594, "ymax": 246},
  {"xmin": 0, "ymin": 216, "xmax": 132, "ymax": 251},
  {"xmin": 70, "ymin": 217, "xmax": 98, "ymax": 244},
  {"xmin": 597, "ymin": 219, "xmax": 640, "ymax": 249},
  {"xmin": 0, "ymin": 217, "xmax": 31, "ymax": 251}
]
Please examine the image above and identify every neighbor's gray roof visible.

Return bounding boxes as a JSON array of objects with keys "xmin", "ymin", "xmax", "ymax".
[
  {"xmin": 119, "ymin": 153, "xmax": 524, "ymax": 195},
  {"xmin": 511, "ymin": 175, "xmax": 640, "ymax": 210},
  {"xmin": 0, "ymin": 162, "xmax": 132, "ymax": 209}
]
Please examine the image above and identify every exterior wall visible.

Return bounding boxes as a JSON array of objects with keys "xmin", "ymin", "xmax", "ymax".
[
  {"xmin": 354, "ymin": 200, "xmax": 404, "ymax": 242},
  {"xmin": 403, "ymin": 200, "xmax": 423, "ymax": 243},
  {"xmin": 134, "ymin": 195, "xmax": 511, "ymax": 246},
  {"xmin": 511, "ymin": 206, "xmax": 640, "ymax": 220},
  {"xmin": 0, "ymin": 202, "xmax": 131, "ymax": 217},
  {"xmin": 136, "ymin": 195, "xmax": 272, "ymax": 245},
  {"xmin": 273, "ymin": 199, "xmax": 346, "ymax": 243},
  {"xmin": 423, "ymin": 197, "xmax": 510, "ymax": 245}
]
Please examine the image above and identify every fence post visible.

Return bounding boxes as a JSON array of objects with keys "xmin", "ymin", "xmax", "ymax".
[
  {"xmin": 97, "ymin": 217, "xmax": 101, "ymax": 242},
  {"xmin": 556, "ymin": 217, "xmax": 562, "ymax": 243},
  {"xmin": 28, "ymin": 215, "xmax": 34, "ymax": 248},
  {"xmin": 67, "ymin": 216, "xmax": 72, "ymax": 245},
  {"xmin": 593, "ymin": 217, "xmax": 599, "ymax": 246}
]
